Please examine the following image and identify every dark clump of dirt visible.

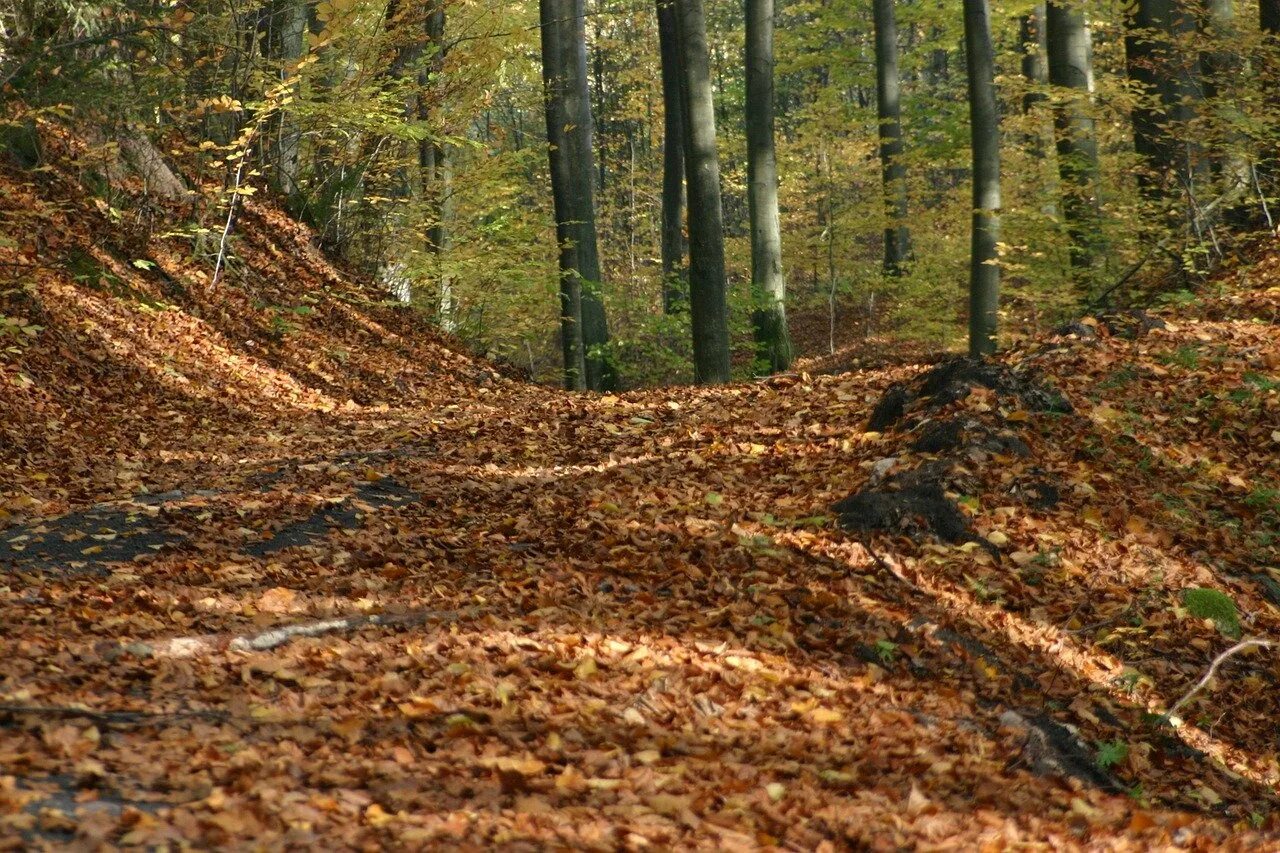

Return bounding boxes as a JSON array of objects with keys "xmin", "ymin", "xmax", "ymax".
[
  {"xmin": 868, "ymin": 385, "xmax": 910, "ymax": 432},
  {"xmin": 910, "ymin": 419, "xmax": 1032, "ymax": 458},
  {"xmin": 1012, "ymin": 480, "xmax": 1061, "ymax": 510},
  {"xmin": 868, "ymin": 357, "xmax": 1072, "ymax": 432},
  {"xmin": 832, "ymin": 471, "xmax": 980, "ymax": 547},
  {"xmin": 912, "ymin": 419, "xmax": 965, "ymax": 453}
]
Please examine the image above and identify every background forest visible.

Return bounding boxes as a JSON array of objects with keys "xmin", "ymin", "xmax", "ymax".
[{"xmin": 3, "ymin": 0, "xmax": 1279, "ymax": 387}]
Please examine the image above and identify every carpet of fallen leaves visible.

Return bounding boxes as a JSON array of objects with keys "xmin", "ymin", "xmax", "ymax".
[{"xmin": 2, "ymin": 133, "xmax": 1280, "ymax": 849}]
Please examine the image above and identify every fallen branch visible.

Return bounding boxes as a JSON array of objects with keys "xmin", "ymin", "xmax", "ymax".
[
  {"xmin": 1162, "ymin": 638, "xmax": 1278, "ymax": 724},
  {"xmin": 0, "ymin": 704, "xmax": 227, "ymax": 728},
  {"xmin": 229, "ymin": 608, "xmax": 453, "ymax": 652},
  {"xmin": 146, "ymin": 607, "xmax": 460, "ymax": 658}
]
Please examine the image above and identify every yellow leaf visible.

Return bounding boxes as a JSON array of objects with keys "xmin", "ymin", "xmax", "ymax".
[
  {"xmin": 574, "ymin": 656, "xmax": 598, "ymax": 680},
  {"xmin": 365, "ymin": 804, "xmax": 395, "ymax": 827},
  {"xmin": 809, "ymin": 707, "xmax": 843, "ymax": 724}
]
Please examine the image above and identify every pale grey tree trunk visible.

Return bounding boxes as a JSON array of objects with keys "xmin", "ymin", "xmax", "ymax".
[
  {"xmin": 1047, "ymin": 3, "xmax": 1102, "ymax": 282},
  {"xmin": 421, "ymin": 1, "xmax": 455, "ymax": 331},
  {"xmin": 872, "ymin": 0, "xmax": 910, "ymax": 276},
  {"xmin": 676, "ymin": 0, "xmax": 731, "ymax": 384},
  {"xmin": 263, "ymin": 0, "xmax": 307, "ymax": 206},
  {"xmin": 1021, "ymin": 5, "xmax": 1057, "ymax": 216},
  {"xmin": 1021, "ymin": 6, "xmax": 1049, "ymax": 113},
  {"xmin": 656, "ymin": 0, "xmax": 687, "ymax": 313},
  {"xmin": 540, "ymin": 0, "xmax": 614, "ymax": 391},
  {"xmin": 963, "ymin": 0, "xmax": 1001, "ymax": 357},
  {"xmin": 745, "ymin": 0, "xmax": 791, "ymax": 374},
  {"xmin": 1262, "ymin": 0, "xmax": 1280, "ymax": 192},
  {"xmin": 1200, "ymin": 0, "xmax": 1250, "ymax": 192}
]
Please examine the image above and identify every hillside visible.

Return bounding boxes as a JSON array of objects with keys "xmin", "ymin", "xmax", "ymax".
[{"xmin": 2, "ymin": 139, "xmax": 1280, "ymax": 848}]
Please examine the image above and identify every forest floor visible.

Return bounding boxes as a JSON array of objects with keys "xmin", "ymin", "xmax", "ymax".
[{"xmin": 2, "ymin": 137, "xmax": 1280, "ymax": 849}]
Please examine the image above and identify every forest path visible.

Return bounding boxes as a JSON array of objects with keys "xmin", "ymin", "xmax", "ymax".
[{"xmin": 6, "ymin": 315, "xmax": 1280, "ymax": 847}]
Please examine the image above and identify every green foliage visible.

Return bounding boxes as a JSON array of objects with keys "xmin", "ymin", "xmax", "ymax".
[
  {"xmin": 8, "ymin": 0, "xmax": 1280, "ymax": 384},
  {"xmin": 1095, "ymin": 739, "xmax": 1129, "ymax": 771},
  {"xmin": 1181, "ymin": 587, "xmax": 1242, "ymax": 639},
  {"xmin": 873, "ymin": 639, "xmax": 898, "ymax": 666}
]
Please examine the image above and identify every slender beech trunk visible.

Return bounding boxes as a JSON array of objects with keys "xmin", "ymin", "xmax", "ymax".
[
  {"xmin": 872, "ymin": 0, "xmax": 910, "ymax": 275},
  {"xmin": 676, "ymin": 0, "xmax": 731, "ymax": 384},
  {"xmin": 1021, "ymin": 6, "xmax": 1049, "ymax": 114},
  {"xmin": 1166, "ymin": 1, "xmax": 1205, "ymax": 204},
  {"xmin": 540, "ymin": 0, "xmax": 614, "ymax": 391},
  {"xmin": 1046, "ymin": 3, "xmax": 1102, "ymax": 281},
  {"xmin": 1257, "ymin": 0, "xmax": 1279, "ymax": 192},
  {"xmin": 963, "ymin": 0, "xmax": 1001, "ymax": 357},
  {"xmin": 745, "ymin": 0, "xmax": 791, "ymax": 374},
  {"xmin": 262, "ymin": 0, "xmax": 307, "ymax": 206},
  {"xmin": 1126, "ymin": 1, "xmax": 1206, "ymax": 218},
  {"xmin": 420, "ymin": 1, "xmax": 455, "ymax": 330},
  {"xmin": 1125, "ymin": 0, "xmax": 1166, "ymax": 200},
  {"xmin": 1200, "ymin": 0, "xmax": 1250, "ymax": 193},
  {"xmin": 656, "ymin": 0, "xmax": 687, "ymax": 312},
  {"xmin": 1021, "ymin": 5, "xmax": 1057, "ymax": 215}
]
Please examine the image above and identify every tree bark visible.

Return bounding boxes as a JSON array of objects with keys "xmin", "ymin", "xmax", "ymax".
[
  {"xmin": 1046, "ymin": 3, "xmax": 1101, "ymax": 282},
  {"xmin": 676, "ymin": 0, "xmax": 731, "ymax": 384},
  {"xmin": 745, "ymin": 0, "xmax": 791, "ymax": 374},
  {"xmin": 540, "ymin": 0, "xmax": 614, "ymax": 391},
  {"xmin": 656, "ymin": 0, "xmax": 687, "ymax": 313},
  {"xmin": 963, "ymin": 0, "xmax": 1001, "ymax": 357},
  {"xmin": 872, "ymin": 0, "xmax": 910, "ymax": 276}
]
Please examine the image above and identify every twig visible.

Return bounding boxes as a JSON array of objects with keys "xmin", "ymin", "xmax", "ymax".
[
  {"xmin": 211, "ymin": 146, "xmax": 249, "ymax": 287},
  {"xmin": 1162, "ymin": 638, "xmax": 1277, "ymax": 724}
]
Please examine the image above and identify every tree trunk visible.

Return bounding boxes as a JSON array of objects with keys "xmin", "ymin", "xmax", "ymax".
[
  {"xmin": 1126, "ymin": 0, "xmax": 1175, "ymax": 201},
  {"xmin": 1262, "ymin": 0, "xmax": 1280, "ymax": 193},
  {"xmin": 1126, "ymin": 1, "xmax": 1207, "ymax": 220},
  {"xmin": 540, "ymin": 0, "xmax": 614, "ymax": 391},
  {"xmin": 745, "ymin": 0, "xmax": 791, "ymax": 374},
  {"xmin": 262, "ymin": 0, "xmax": 307, "ymax": 206},
  {"xmin": 1046, "ymin": 3, "xmax": 1101, "ymax": 283},
  {"xmin": 1021, "ymin": 5, "xmax": 1057, "ymax": 216},
  {"xmin": 963, "ymin": 0, "xmax": 1001, "ymax": 357},
  {"xmin": 1021, "ymin": 6, "xmax": 1049, "ymax": 114},
  {"xmin": 1199, "ymin": 0, "xmax": 1250, "ymax": 194},
  {"xmin": 872, "ymin": 0, "xmax": 910, "ymax": 276},
  {"xmin": 421, "ymin": 0, "xmax": 455, "ymax": 331},
  {"xmin": 676, "ymin": 0, "xmax": 731, "ymax": 384},
  {"xmin": 656, "ymin": 0, "xmax": 687, "ymax": 313}
]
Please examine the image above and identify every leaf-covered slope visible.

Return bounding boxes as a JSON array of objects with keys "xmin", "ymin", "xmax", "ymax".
[
  {"xmin": 0, "ymin": 135, "xmax": 503, "ymax": 516},
  {"xmin": 3, "ymin": 138, "xmax": 1280, "ymax": 848}
]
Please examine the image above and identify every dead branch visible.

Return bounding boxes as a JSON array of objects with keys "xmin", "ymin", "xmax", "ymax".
[
  {"xmin": 228, "ymin": 608, "xmax": 453, "ymax": 652},
  {"xmin": 0, "ymin": 704, "xmax": 227, "ymax": 728},
  {"xmin": 1162, "ymin": 638, "xmax": 1278, "ymax": 724}
]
